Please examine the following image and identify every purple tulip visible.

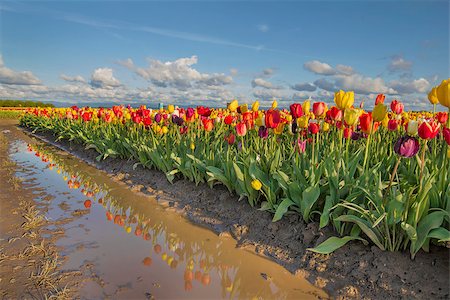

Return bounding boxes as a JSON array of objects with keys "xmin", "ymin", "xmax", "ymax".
[
  {"xmin": 258, "ymin": 126, "xmax": 269, "ymax": 139},
  {"xmin": 394, "ymin": 136, "xmax": 420, "ymax": 158},
  {"xmin": 172, "ymin": 115, "xmax": 184, "ymax": 126},
  {"xmin": 154, "ymin": 113, "xmax": 162, "ymax": 123}
]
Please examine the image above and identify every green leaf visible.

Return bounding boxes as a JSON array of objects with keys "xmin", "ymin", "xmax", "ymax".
[
  {"xmin": 301, "ymin": 186, "xmax": 320, "ymax": 222},
  {"xmin": 335, "ymin": 215, "xmax": 385, "ymax": 250},
  {"xmin": 307, "ymin": 236, "xmax": 367, "ymax": 254},
  {"xmin": 428, "ymin": 227, "xmax": 450, "ymax": 242},
  {"xmin": 272, "ymin": 198, "xmax": 294, "ymax": 222},
  {"xmin": 413, "ymin": 210, "xmax": 449, "ymax": 255},
  {"xmin": 233, "ymin": 162, "xmax": 245, "ymax": 182}
]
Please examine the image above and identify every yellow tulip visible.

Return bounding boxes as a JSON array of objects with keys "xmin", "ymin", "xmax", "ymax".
[
  {"xmin": 382, "ymin": 115, "xmax": 389, "ymax": 128},
  {"xmin": 125, "ymin": 226, "xmax": 132, "ymax": 233},
  {"xmin": 251, "ymin": 179, "xmax": 262, "ymax": 191},
  {"xmin": 372, "ymin": 103, "xmax": 387, "ymax": 122},
  {"xmin": 428, "ymin": 87, "xmax": 439, "ymax": 105},
  {"xmin": 167, "ymin": 105, "xmax": 175, "ymax": 113},
  {"xmin": 271, "ymin": 100, "xmax": 278, "ymax": 109},
  {"xmin": 334, "ymin": 90, "xmax": 355, "ymax": 110},
  {"xmin": 162, "ymin": 126, "xmax": 169, "ymax": 134},
  {"xmin": 322, "ymin": 122, "xmax": 330, "ymax": 132},
  {"xmin": 436, "ymin": 79, "xmax": 450, "ymax": 108},
  {"xmin": 285, "ymin": 115, "xmax": 292, "ymax": 122},
  {"xmin": 252, "ymin": 101, "xmax": 260, "ymax": 112},
  {"xmin": 190, "ymin": 143, "xmax": 195, "ymax": 150},
  {"xmin": 274, "ymin": 123, "xmax": 285, "ymax": 134},
  {"xmin": 343, "ymin": 108, "xmax": 360, "ymax": 126},
  {"xmin": 297, "ymin": 116, "xmax": 309, "ymax": 128},
  {"xmin": 228, "ymin": 100, "xmax": 239, "ymax": 112},
  {"xmin": 240, "ymin": 104, "xmax": 248, "ymax": 113},
  {"xmin": 255, "ymin": 116, "xmax": 264, "ymax": 127},
  {"xmin": 302, "ymin": 100, "xmax": 311, "ymax": 113}
]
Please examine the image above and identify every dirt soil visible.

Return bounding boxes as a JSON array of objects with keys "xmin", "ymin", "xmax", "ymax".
[
  {"xmin": 0, "ymin": 122, "xmax": 80, "ymax": 299},
  {"xmin": 21, "ymin": 127, "xmax": 450, "ymax": 299}
]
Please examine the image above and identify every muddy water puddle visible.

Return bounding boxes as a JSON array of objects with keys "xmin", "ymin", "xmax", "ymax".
[{"xmin": 6, "ymin": 125, "xmax": 327, "ymax": 299}]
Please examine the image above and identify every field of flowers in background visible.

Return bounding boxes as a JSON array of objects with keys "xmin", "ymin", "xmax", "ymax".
[{"xmin": 20, "ymin": 79, "xmax": 450, "ymax": 257}]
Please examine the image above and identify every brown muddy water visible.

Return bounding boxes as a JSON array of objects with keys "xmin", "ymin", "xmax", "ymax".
[{"xmin": 1, "ymin": 122, "xmax": 327, "ymax": 299}]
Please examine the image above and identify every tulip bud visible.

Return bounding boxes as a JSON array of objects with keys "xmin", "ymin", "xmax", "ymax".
[
  {"xmin": 334, "ymin": 90, "xmax": 354, "ymax": 110},
  {"xmin": 167, "ymin": 104, "xmax": 175, "ymax": 114},
  {"xmin": 251, "ymin": 179, "xmax": 262, "ymax": 191},
  {"xmin": 322, "ymin": 122, "xmax": 330, "ymax": 132},
  {"xmin": 271, "ymin": 100, "xmax": 278, "ymax": 109},
  {"xmin": 406, "ymin": 120, "xmax": 418, "ymax": 136},
  {"xmin": 428, "ymin": 87, "xmax": 439, "ymax": 105},
  {"xmin": 302, "ymin": 100, "xmax": 311, "ymax": 113},
  {"xmin": 252, "ymin": 101, "xmax": 260, "ymax": 112},
  {"xmin": 443, "ymin": 127, "xmax": 450, "ymax": 145},
  {"xmin": 375, "ymin": 94, "xmax": 385, "ymax": 105},
  {"xmin": 372, "ymin": 103, "xmax": 387, "ymax": 122},
  {"xmin": 228, "ymin": 100, "xmax": 239, "ymax": 112},
  {"xmin": 236, "ymin": 122, "xmax": 247, "ymax": 136},
  {"xmin": 313, "ymin": 102, "xmax": 327, "ymax": 118},
  {"xmin": 436, "ymin": 78, "xmax": 450, "ymax": 108},
  {"xmin": 344, "ymin": 108, "xmax": 359, "ymax": 127}
]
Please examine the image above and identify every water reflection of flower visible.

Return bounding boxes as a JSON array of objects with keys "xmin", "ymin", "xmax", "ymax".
[{"xmin": 28, "ymin": 143, "xmax": 290, "ymax": 299}]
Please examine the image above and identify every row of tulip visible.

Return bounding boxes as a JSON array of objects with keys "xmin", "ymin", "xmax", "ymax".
[{"xmin": 20, "ymin": 79, "xmax": 450, "ymax": 256}]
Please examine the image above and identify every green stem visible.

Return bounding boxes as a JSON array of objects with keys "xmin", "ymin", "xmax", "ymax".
[{"xmin": 363, "ymin": 129, "xmax": 372, "ymax": 171}]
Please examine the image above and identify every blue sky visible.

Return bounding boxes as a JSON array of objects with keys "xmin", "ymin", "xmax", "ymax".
[{"xmin": 0, "ymin": 0, "xmax": 448, "ymax": 109}]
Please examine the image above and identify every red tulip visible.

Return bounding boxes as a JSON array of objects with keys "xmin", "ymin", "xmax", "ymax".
[
  {"xmin": 224, "ymin": 115, "xmax": 233, "ymax": 125},
  {"xmin": 418, "ymin": 121, "xmax": 440, "ymax": 140},
  {"xmin": 225, "ymin": 133, "xmax": 236, "ymax": 145},
  {"xmin": 329, "ymin": 106, "xmax": 342, "ymax": 121},
  {"xmin": 289, "ymin": 103, "xmax": 303, "ymax": 118},
  {"xmin": 142, "ymin": 117, "xmax": 152, "ymax": 126},
  {"xmin": 308, "ymin": 123, "xmax": 319, "ymax": 134},
  {"xmin": 390, "ymin": 100, "xmax": 404, "ymax": 115},
  {"xmin": 202, "ymin": 119, "xmax": 214, "ymax": 132},
  {"xmin": 265, "ymin": 109, "xmax": 281, "ymax": 129},
  {"xmin": 81, "ymin": 111, "xmax": 93, "ymax": 122},
  {"xmin": 84, "ymin": 200, "xmax": 92, "ymax": 208},
  {"xmin": 312, "ymin": 102, "xmax": 326, "ymax": 117},
  {"xmin": 236, "ymin": 122, "xmax": 247, "ymax": 136},
  {"xmin": 197, "ymin": 106, "xmax": 211, "ymax": 117},
  {"xmin": 375, "ymin": 94, "xmax": 385, "ymax": 105},
  {"xmin": 435, "ymin": 112, "xmax": 448, "ymax": 125},
  {"xmin": 443, "ymin": 127, "xmax": 450, "ymax": 145},
  {"xmin": 343, "ymin": 127, "xmax": 352, "ymax": 139},
  {"xmin": 388, "ymin": 119, "xmax": 398, "ymax": 131},
  {"xmin": 359, "ymin": 113, "xmax": 373, "ymax": 134}
]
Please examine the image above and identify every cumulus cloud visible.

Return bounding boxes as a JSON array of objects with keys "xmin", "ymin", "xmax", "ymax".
[
  {"xmin": 60, "ymin": 74, "xmax": 86, "ymax": 83},
  {"xmin": 304, "ymin": 60, "xmax": 336, "ymax": 76},
  {"xmin": 0, "ymin": 55, "xmax": 41, "ymax": 85},
  {"xmin": 333, "ymin": 74, "xmax": 396, "ymax": 95},
  {"xmin": 118, "ymin": 55, "xmax": 232, "ymax": 90},
  {"xmin": 253, "ymin": 88, "xmax": 283, "ymax": 100},
  {"xmin": 336, "ymin": 64, "xmax": 355, "ymax": 76},
  {"xmin": 291, "ymin": 82, "xmax": 316, "ymax": 92},
  {"xmin": 90, "ymin": 68, "xmax": 121, "ymax": 89},
  {"xmin": 388, "ymin": 55, "xmax": 413, "ymax": 73},
  {"xmin": 251, "ymin": 78, "xmax": 282, "ymax": 89},
  {"xmin": 313, "ymin": 78, "xmax": 336, "ymax": 92},
  {"xmin": 389, "ymin": 78, "xmax": 430, "ymax": 94}
]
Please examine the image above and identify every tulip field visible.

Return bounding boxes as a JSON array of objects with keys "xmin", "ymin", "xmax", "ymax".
[{"xmin": 19, "ymin": 80, "xmax": 450, "ymax": 257}]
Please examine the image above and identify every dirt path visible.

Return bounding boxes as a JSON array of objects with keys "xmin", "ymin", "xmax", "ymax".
[
  {"xmin": 0, "ymin": 122, "xmax": 80, "ymax": 299},
  {"xmin": 21, "ymin": 126, "xmax": 450, "ymax": 299}
]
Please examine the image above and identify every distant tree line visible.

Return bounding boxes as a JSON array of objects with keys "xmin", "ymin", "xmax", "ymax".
[{"xmin": 0, "ymin": 100, "xmax": 55, "ymax": 107}]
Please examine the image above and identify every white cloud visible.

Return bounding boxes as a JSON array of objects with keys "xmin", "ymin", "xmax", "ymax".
[
  {"xmin": 304, "ymin": 60, "xmax": 336, "ymax": 75},
  {"xmin": 336, "ymin": 64, "xmax": 355, "ymax": 76},
  {"xmin": 313, "ymin": 78, "xmax": 336, "ymax": 92},
  {"xmin": 253, "ymin": 88, "xmax": 283, "ymax": 100},
  {"xmin": 60, "ymin": 74, "xmax": 86, "ymax": 83},
  {"xmin": 334, "ymin": 74, "xmax": 396, "ymax": 95},
  {"xmin": 118, "ymin": 55, "xmax": 232, "ymax": 90},
  {"xmin": 389, "ymin": 78, "xmax": 430, "ymax": 94},
  {"xmin": 388, "ymin": 55, "xmax": 413, "ymax": 73},
  {"xmin": 251, "ymin": 78, "xmax": 282, "ymax": 89},
  {"xmin": 0, "ymin": 55, "xmax": 41, "ymax": 85},
  {"xmin": 90, "ymin": 68, "xmax": 121, "ymax": 89},
  {"xmin": 291, "ymin": 82, "xmax": 316, "ymax": 92}
]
